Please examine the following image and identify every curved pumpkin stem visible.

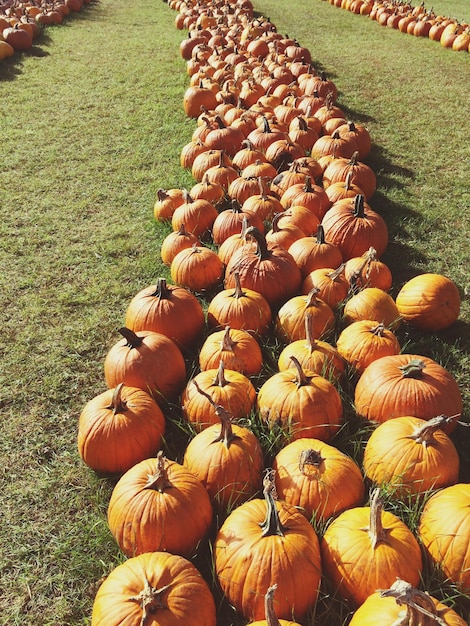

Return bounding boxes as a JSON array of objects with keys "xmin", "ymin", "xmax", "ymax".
[
  {"xmin": 221, "ymin": 326, "xmax": 236, "ymax": 352},
  {"xmin": 264, "ymin": 584, "xmax": 282, "ymax": 626},
  {"xmin": 369, "ymin": 322, "xmax": 386, "ymax": 336},
  {"xmin": 144, "ymin": 451, "xmax": 172, "ymax": 493},
  {"xmin": 379, "ymin": 579, "xmax": 448, "ymax": 626},
  {"xmin": 129, "ymin": 577, "xmax": 174, "ymax": 625},
  {"xmin": 367, "ymin": 488, "xmax": 390, "ymax": 549},
  {"xmin": 408, "ymin": 415, "xmax": 457, "ymax": 446},
  {"xmin": 305, "ymin": 286, "xmax": 321, "ymax": 308},
  {"xmin": 149, "ymin": 277, "xmax": 172, "ymax": 300},
  {"xmin": 304, "ymin": 311, "xmax": 318, "ymax": 353},
  {"xmin": 244, "ymin": 226, "xmax": 270, "ymax": 260},
  {"xmin": 192, "ymin": 380, "xmax": 239, "ymax": 447},
  {"xmin": 260, "ymin": 469, "xmax": 286, "ymax": 537},
  {"xmin": 108, "ymin": 382, "xmax": 127, "ymax": 415},
  {"xmin": 399, "ymin": 359, "xmax": 426, "ymax": 379},
  {"xmin": 299, "ymin": 448, "xmax": 324, "ymax": 474},
  {"xmin": 289, "ymin": 355, "xmax": 312, "ymax": 387},
  {"xmin": 229, "ymin": 271, "xmax": 246, "ymax": 300},
  {"xmin": 212, "ymin": 359, "xmax": 230, "ymax": 387},
  {"xmin": 327, "ymin": 263, "xmax": 346, "ymax": 283},
  {"xmin": 118, "ymin": 327, "xmax": 144, "ymax": 348}
]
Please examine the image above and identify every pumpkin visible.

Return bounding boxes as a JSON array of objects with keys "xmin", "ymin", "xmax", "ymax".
[
  {"xmin": 279, "ymin": 176, "xmax": 331, "ymax": 221},
  {"xmin": 301, "ymin": 264, "xmax": 349, "ymax": 309},
  {"xmin": 107, "ymin": 452, "xmax": 213, "ymax": 558},
  {"xmin": 103, "ymin": 328, "xmax": 186, "ymax": 406},
  {"xmin": 278, "ymin": 311, "xmax": 345, "ymax": 382},
  {"xmin": 170, "ymin": 191, "xmax": 218, "ymax": 238},
  {"xmin": 322, "ymin": 152, "xmax": 377, "ymax": 200},
  {"xmin": 241, "ymin": 177, "xmax": 284, "ymax": 222},
  {"xmin": 276, "ymin": 288, "xmax": 336, "ymax": 343},
  {"xmin": 321, "ymin": 488, "xmax": 423, "ymax": 606},
  {"xmin": 183, "ymin": 80, "xmax": 218, "ymax": 118},
  {"xmin": 204, "ymin": 114, "xmax": 245, "ymax": 156},
  {"xmin": 257, "ymin": 356, "xmax": 343, "ymax": 442},
  {"xmin": 288, "ymin": 224, "xmax": 343, "ymax": 278},
  {"xmin": 182, "ymin": 361, "xmax": 257, "ymax": 431},
  {"xmin": 224, "ymin": 227, "xmax": 302, "ymax": 310},
  {"xmin": 395, "ymin": 273, "xmax": 461, "ymax": 332},
  {"xmin": 214, "ymin": 470, "xmax": 322, "ymax": 621},
  {"xmin": 321, "ymin": 194, "xmax": 388, "ymax": 260},
  {"xmin": 336, "ymin": 320, "xmax": 400, "ymax": 372},
  {"xmin": 183, "ymin": 385, "xmax": 263, "ymax": 510},
  {"xmin": 354, "ymin": 354, "xmax": 463, "ymax": 433},
  {"xmin": 171, "ymin": 244, "xmax": 224, "ymax": 293},
  {"xmin": 153, "ymin": 187, "xmax": 186, "ymax": 222},
  {"xmin": 273, "ymin": 438, "xmax": 364, "ymax": 522},
  {"xmin": 265, "ymin": 212, "xmax": 306, "ymax": 251},
  {"xmin": 363, "ymin": 415, "xmax": 460, "ymax": 498},
  {"xmin": 199, "ymin": 325, "xmax": 263, "ymax": 376},
  {"xmin": 206, "ymin": 270, "xmax": 272, "ymax": 336},
  {"xmin": 418, "ymin": 483, "xmax": 470, "ymax": 594},
  {"xmin": 344, "ymin": 246, "xmax": 393, "ymax": 292},
  {"xmin": 211, "ymin": 200, "xmax": 264, "ymax": 246},
  {"xmin": 124, "ymin": 277, "xmax": 205, "ymax": 350},
  {"xmin": 276, "ymin": 204, "xmax": 321, "ymax": 239},
  {"xmin": 343, "ymin": 286, "xmax": 400, "ymax": 329},
  {"xmin": 91, "ymin": 551, "xmax": 217, "ymax": 626},
  {"xmin": 77, "ymin": 384, "xmax": 165, "ymax": 475},
  {"xmin": 349, "ymin": 579, "xmax": 467, "ymax": 626}
]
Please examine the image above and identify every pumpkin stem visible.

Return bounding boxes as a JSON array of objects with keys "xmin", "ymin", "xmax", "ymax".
[
  {"xmin": 212, "ymin": 359, "xmax": 229, "ymax": 387},
  {"xmin": 369, "ymin": 322, "xmax": 386, "ymax": 336},
  {"xmin": 108, "ymin": 382, "xmax": 127, "ymax": 415},
  {"xmin": 128, "ymin": 578, "xmax": 173, "ymax": 626},
  {"xmin": 259, "ymin": 469, "xmax": 286, "ymax": 537},
  {"xmin": 244, "ymin": 226, "xmax": 270, "ymax": 260},
  {"xmin": 299, "ymin": 448, "xmax": 324, "ymax": 473},
  {"xmin": 379, "ymin": 579, "xmax": 448, "ymax": 626},
  {"xmin": 149, "ymin": 277, "xmax": 172, "ymax": 300},
  {"xmin": 230, "ymin": 271, "xmax": 246, "ymax": 300},
  {"xmin": 327, "ymin": 263, "xmax": 346, "ymax": 282},
  {"xmin": 144, "ymin": 451, "xmax": 172, "ymax": 493},
  {"xmin": 192, "ymin": 380, "xmax": 239, "ymax": 447},
  {"xmin": 290, "ymin": 355, "xmax": 312, "ymax": 387},
  {"xmin": 221, "ymin": 325, "xmax": 236, "ymax": 352},
  {"xmin": 353, "ymin": 194, "xmax": 366, "ymax": 218},
  {"xmin": 118, "ymin": 327, "xmax": 143, "ymax": 348},
  {"xmin": 408, "ymin": 415, "xmax": 456, "ymax": 446},
  {"xmin": 367, "ymin": 488, "xmax": 390, "ymax": 549},
  {"xmin": 304, "ymin": 312, "xmax": 318, "ymax": 352},
  {"xmin": 399, "ymin": 359, "xmax": 426, "ymax": 379},
  {"xmin": 315, "ymin": 224, "xmax": 326, "ymax": 244},
  {"xmin": 264, "ymin": 584, "xmax": 282, "ymax": 626}
]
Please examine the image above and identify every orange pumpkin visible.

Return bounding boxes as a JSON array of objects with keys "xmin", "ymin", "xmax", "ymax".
[{"xmin": 336, "ymin": 319, "xmax": 400, "ymax": 372}]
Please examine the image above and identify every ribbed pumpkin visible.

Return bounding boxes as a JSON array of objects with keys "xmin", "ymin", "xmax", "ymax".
[
  {"xmin": 160, "ymin": 224, "xmax": 200, "ymax": 266},
  {"xmin": 182, "ymin": 361, "xmax": 257, "ymax": 431},
  {"xmin": 349, "ymin": 579, "xmax": 467, "ymax": 626},
  {"xmin": 214, "ymin": 471, "xmax": 322, "ymax": 621},
  {"xmin": 103, "ymin": 328, "xmax": 186, "ymax": 406},
  {"xmin": 257, "ymin": 356, "xmax": 343, "ymax": 442},
  {"xmin": 124, "ymin": 278, "xmax": 205, "ymax": 350},
  {"xmin": 288, "ymin": 224, "xmax": 343, "ymax": 278},
  {"xmin": 344, "ymin": 246, "xmax": 393, "ymax": 292},
  {"xmin": 343, "ymin": 287, "xmax": 400, "ymax": 329},
  {"xmin": 354, "ymin": 355, "xmax": 463, "ymax": 433},
  {"xmin": 418, "ymin": 483, "xmax": 470, "ymax": 594},
  {"xmin": 395, "ymin": 273, "xmax": 461, "ymax": 332},
  {"xmin": 321, "ymin": 194, "xmax": 388, "ymax": 260},
  {"xmin": 363, "ymin": 415, "xmax": 460, "ymax": 498},
  {"xmin": 273, "ymin": 438, "xmax": 364, "ymax": 522},
  {"xmin": 107, "ymin": 452, "xmax": 213, "ymax": 558},
  {"xmin": 278, "ymin": 311, "xmax": 345, "ymax": 382},
  {"xmin": 322, "ymin": 152, "xmax": 377, "ymax": 200},
  {"xmin": 321, "ymin": 489, "xmax": 423, "ymax": 606},
  {"xmin": 199, "ymin": 325, "xmax": 263, "ymax": 376},
  {"xmin": 77, "ymin": 384, "xmax": 165, "ymax": 475},
  {"xmin": 224, "ymin": 227, "xmax": 302, "ymax": 310},
  {"xmin": 336, "ymin": 320, "xmax": 400, "ymax": 372},
  {"xmin": 171, "ymin": 244, "xmax": 224, "ymax": 293},
  {"xmin": 171, "ymin": 192, "xmax": 218, "ymax": 238},
  {"xmin": 91, "ymin": 552, "xmax": 217, "ymax": 626},
  {"xmin": 279, "ymin": 176, "xmax": 331, "ymax": 221},
  {"xmin": 301, "ymin": 264, "xmax": 349, "ymax": 309},
  {"xmin": 183, "ymin": 387, "xmax": 263, "ymax": 510},
  {"xmin": 276, "ymin": 288, "xmax": 336, "ymax": 343},
  {"xmin": 206, "ymin": 270, "xmax": 272, "ymax": 336}
]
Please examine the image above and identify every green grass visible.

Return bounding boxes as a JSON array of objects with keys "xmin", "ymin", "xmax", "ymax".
[{"xmin": 1, "ymin": 0, "xmax": 469, "ymax": 624}]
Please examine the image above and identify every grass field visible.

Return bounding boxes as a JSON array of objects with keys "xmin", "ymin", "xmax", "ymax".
[{"xmin": 1, "ymin": 0, "xmax": 469, "ymax": 623}]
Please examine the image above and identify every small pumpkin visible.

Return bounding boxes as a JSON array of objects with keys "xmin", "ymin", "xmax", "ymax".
[
  {"xmin": 91, "ymin": 551, "xmax": 217, "ymax": 626},
  {"xmin": 336, "ymin": 319, "xmax": 400, "ymax": 372},
  {"xmin": 276, "ymin": 288, "xmax": 336, "ymax": 343},
  {"xmin": 273, "ymin": 438, "xmax": 364, "ymax": 522},
  {"xmin": 321, "ymin": 488, "xmax": 423, "ymax": 606},
  {"xmin": 77, "ymin": 384, "xmax": 165, "ymax": 475},
  {"xmin": 395, "ymin": 273, "xmax": 460, "ymax": 332},
  {"xmin": 354, "ymin": 355, "xmax": 463, "ymax": 433},
  {"xmin": 199, "ymin": 325, "xmax": 263, "ymax": 376},
  {"xmin": 214, "ymin": 470, "xmax": 322, "ymax": 621},
  {"xmin": 343, "ymin": 286, "xmax": 400, "ymax": 329},
  {"xmin": 107, "ymin": 452, "xmax": 213, "ymax": 558},
  {"xmin": 171, "ymin": 244, "xmax": 224, "ymax": 293}
]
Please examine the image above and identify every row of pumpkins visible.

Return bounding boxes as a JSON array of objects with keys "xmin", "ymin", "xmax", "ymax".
[
  {"xmin": 0, "ymin": 0, "xmax": 89, "ymax": 59},
  {"xmin": 325, "ymin": 0, "xmax": 470, "ymax": 52},
  {"xmin": 81, "ymin": 0, "xmax": 469, "ymax": 624}
]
